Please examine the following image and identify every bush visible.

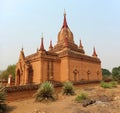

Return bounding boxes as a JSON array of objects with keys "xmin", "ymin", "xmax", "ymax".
[
  {"xmin": 0, "ymin": 86, "xmax": 6, "ymax": 104},
  {"xmin": 100, "ymin": 81, "xmax": 112, "ymax": 88},
  {"xmin": 0, "ymin": 85, "xmax": 6, "ymax": 112},
  {"xmin": 62, "ymin": 81, "xmax": 75, "ymax": 96},
  {"xmin": 100, "ymin": 81, "xmax": 118, "ymax": 88},
  {"xmin": 75, "ymin": 93, "xmax": 88, "ymax": 102},
  {"xmin": 112, "ymin": 75, "xmax": 120, "ymax": 83},
  {"xmin": 34, "ymin": 81, "xmax": 55, "ymax": 102},
  {"xmin": 112, "ymin": 67, "xmax": 120, "ymax": 83},
  {"xmin": 110, "ymin": 81, "xmax": 118, "ymax": 87}
]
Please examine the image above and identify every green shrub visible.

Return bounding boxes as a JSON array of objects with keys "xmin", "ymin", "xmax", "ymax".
[
  {"xmin": 100, "ymin": 81, "xmax": 118, "ymax": 88},
  {"xmin": 75, "ymin": 93, "xmax": 88, "ymax": 102},
  {"xmin": 62, "ymin": 81, "xmax": 75, "ymax": 96},
  {"xmin": 0, "ymin": 86, "xmax": 6, "ymax": 104},
  {"xmin": 112, "ymin": 67, "xmax": 120, "ymax": 83},
  {"xmin": 34, "ymin": 81, "xmax": 55, "ymax": 102},
  {"xmin": 113, "ymin": 75, "xmax": 120, "ymax": 83},
  {"xmin": 110, "ymin": 81, "xmax": 118, "ymax": 87},
  {"xmin": 100, "ymin": 81, "xmax": 112, "ymax": 88},
  {"xmin": 0, "ymin": 85, "xmax": 6, "ymax": 112}
]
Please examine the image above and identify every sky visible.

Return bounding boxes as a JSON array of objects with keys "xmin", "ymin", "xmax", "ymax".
[{"xmin": 0, "ymin": 0, "xmax": 120, "ymax": 71}]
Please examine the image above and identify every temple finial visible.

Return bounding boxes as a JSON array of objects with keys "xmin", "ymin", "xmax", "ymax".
[
  {"xmin": 79, "ymin": 40, "xmax": 83, "ymax": 49},
  {"xmin": 36, "ymin": 47, "xmax": 39, "ymax": 52},
  {"xmin": 19, "ymin": 46, "xmax": 25, "ymax": 60},
  {"xmin": 49, "ymin": 40, "xmax": 53, "ymax": 50},
  {"xmin": 64, "ymin": 9, "xmax": 66, "ymax": 16},
  {"xmin": 62, "ymin": 10, "xmax": 68, "ymax": 28},
  {"xmin": 40, "ymin": 34, "xmax": 45, "ymax": 51},
  {"xmin": 21, "ymin": 45, "xmax": 23, "ymax": 51},
  {"xmin": 92, "ymin": 47, "xmax": 97, "ymax": 57},
  {"xmin": 50, "ymin": 40, "xmax": 53, "ymax": 48}
]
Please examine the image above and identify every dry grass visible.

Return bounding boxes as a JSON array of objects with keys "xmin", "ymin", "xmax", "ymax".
[{"xmin": 6, "ymin": 84, "xmax": 120, "ymax": 113}]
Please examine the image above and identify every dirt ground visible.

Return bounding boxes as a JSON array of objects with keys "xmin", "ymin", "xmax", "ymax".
[{"xmin": 6, "ymin": 84, "xmax": 120, "ymax": 113}]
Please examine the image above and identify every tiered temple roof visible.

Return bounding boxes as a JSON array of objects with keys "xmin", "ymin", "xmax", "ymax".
[{"xmin": 20, "ymin": 12, "xmax": 100, "ymax": 63}]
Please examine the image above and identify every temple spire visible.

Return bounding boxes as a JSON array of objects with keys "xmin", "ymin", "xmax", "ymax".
[
  {"xmin": 40, "ymin": 34, "xmax": 45, "ymax": 51},
  {"xmin": 19, "ymin": 47, "xmax": 25, "ymax": 60},
  {"xmin": 36, "ymin": 47, "xmax": 39, "ymax": 52},
  {"xmin": 79, "ymin": 40, "xmax": 83, "ymax": 49},
  {"xmin": 62, "ymin": 10, "xmax": 68, "ymax": 28},
  {"xmin": 49, "ymin": 40, "xmax": 53, "ymax": 50},
  {"xmin": 92, "ymin": 47, "xmax": 97, "ymax": 57},
  {"xmin": 21, "ymin": 45, "xmax": 23, "ymax": 51}
]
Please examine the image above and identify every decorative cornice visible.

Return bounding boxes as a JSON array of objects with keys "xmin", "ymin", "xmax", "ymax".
[{"xmin": 58, "ymin": 49, "xmax": 101, "ymax": 63}]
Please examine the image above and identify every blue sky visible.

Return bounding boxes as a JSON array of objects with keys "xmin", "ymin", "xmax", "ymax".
[{"xmin": 0, "ymin": 0, "xmax": 120, "ymax": 71}]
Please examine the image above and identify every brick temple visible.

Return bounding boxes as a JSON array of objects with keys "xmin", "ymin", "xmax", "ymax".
[{"xmin": 15, "ymin": 12, "xmax": 102, "ymax": 85}]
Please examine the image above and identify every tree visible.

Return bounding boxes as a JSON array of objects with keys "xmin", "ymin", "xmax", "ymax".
[
  {"xmin": 102, "ymin": 68, "xmax": 111, "ymax": 76},
  {"xmin": 0, "ymin": 64, "xmax": 16, "ymax": 80},
  {"xmin": 112, "ymin": 66, "xmax": 120, "ymax": 82},
  {"xmin": 102, "ymin": 68, "xmax": 112, "ymax": 81}
]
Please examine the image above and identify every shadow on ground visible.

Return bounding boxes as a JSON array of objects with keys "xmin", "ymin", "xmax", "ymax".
[{"xmin": 6, "ymin": 105, "xmax": 16, "ymax": 113}]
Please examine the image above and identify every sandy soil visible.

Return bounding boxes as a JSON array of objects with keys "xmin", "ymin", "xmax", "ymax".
[{"xmin": 6, "ymin": 84, "xmax": 120, "ymax": 113}]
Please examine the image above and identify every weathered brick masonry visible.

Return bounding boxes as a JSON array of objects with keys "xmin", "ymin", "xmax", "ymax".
[{"xmin": 15, "ymin": 12, "xmax": 102, "ymax": 85}]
